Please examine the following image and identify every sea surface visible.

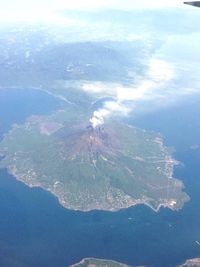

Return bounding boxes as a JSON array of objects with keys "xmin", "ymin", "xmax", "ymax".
[{"xmin": 0, "ymin": 88, "xmax": 200, "ymax": 267}]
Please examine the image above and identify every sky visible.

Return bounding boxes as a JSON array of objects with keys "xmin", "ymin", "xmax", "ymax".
[{"xmin": 0, "ymin": 0, "xmax": 184, "ymax": 23}]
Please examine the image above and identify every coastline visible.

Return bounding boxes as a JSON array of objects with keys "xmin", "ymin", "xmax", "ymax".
[
  {"xmin": 69, "ymin": 257, "xmax": 131, "ymax": 267},
  {"xmin": 0, "ymin": 111, "xmax": 189, "ymax": 213},
  {"xmin": 5, "ymin": 164, "xmax": 189, "ymax": 213}
]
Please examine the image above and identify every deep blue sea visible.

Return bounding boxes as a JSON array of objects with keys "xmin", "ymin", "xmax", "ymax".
[{"xmin": 0, "ymin": 88, "xmax": 200, "ymax": 267}]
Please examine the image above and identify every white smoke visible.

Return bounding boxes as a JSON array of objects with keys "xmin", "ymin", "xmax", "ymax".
[
  {"xmin": 90, "ymin": 109, "xmax": 109, "ymax": 128},
  {"xmin": 89, "ymin": 58, "xmax": 175, "ymax": 128},
  {"xmin": 90, "ymin": 101, "xmax": 130, "ymax": 128}
]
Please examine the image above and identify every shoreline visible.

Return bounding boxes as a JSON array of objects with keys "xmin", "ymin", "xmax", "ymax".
[
  {"xmin": 4, "ymin": 166, "xmax": 188, "ymax": 213},
  {"xmin": 70, "ymin": 257, "xmax": 131, "ymax": 267}
]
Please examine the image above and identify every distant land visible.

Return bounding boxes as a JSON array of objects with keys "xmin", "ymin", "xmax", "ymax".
[
  {"xmin": 178, "ymin": 258, "xmax": 200, "ymax": 267},
  {"xmin": 70, "ymin": 257, "xmax": 200, "ymax": 267},
  {"xmin": 0, "ymin": 103, "xmax": 189, "ymax": 212},
  {"xmin": 70, "ymin": 258, "xmax": 131, "ymax": 267}
]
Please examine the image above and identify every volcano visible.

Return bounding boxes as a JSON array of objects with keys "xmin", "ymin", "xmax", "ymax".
[
  {"xmin": 0, "ymin": 115, "xmax": 189, "ymax": 212},
  {"xmin": 63, "ymin": 124, "xmax": 121, "ymax": 162}
]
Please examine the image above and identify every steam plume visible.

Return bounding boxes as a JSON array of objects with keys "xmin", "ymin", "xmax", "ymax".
[
  {"xmin": 89, "ymin": 58, "xmax": 175, "ymax": 128},
  {"xmin": 90, "ymin": 109, "xmax": 109, "ymax": 128},
  {"xmin": 90, "ymin": 101, "xmax": 130, "ymax": 128}
]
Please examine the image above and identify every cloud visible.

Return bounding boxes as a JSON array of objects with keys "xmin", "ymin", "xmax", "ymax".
[
  {"xmin": 117, "ymin": 58, "xmax": 175, "ymax": 102},
  {"xmin": 0, "ymin": 0, "xmax": 183, "ymax": 23},
  {"xmin": 87, "ymin": 49, "xmax": 200, "ymax": 127},
  {"xmin": 85, "ymin": 58, "xmax": 175, "ymax": 101},
  {"xmin": 60, "ymin": 0, "xmax": 182, "ymax": 10},
  {"xmin": 89, "ymin": 58, "xmax": 176, "ymax": 128},
  {"xmin": 82, "ymin": 82, "xmax": 118, "ymax": 95}
]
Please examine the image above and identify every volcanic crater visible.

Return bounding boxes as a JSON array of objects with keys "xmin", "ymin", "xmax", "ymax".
[{"xmin": 63, "ymin": 123, "xmax": 121, "ymax": 161}]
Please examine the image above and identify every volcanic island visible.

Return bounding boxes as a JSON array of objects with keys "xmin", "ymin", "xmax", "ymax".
[{"xmin": 0, "ymin": 107, "xmax": 189, "ymax": 212}]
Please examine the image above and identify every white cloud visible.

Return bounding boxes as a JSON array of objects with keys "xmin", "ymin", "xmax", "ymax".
[
  {"xmin": 82, "ymin": 82, "xmax": 118, "ymax": 95},
  {"xmin": 0, "ymin": 0, "xmax": 183, "ymax": 23},
  {"xmin": 87, "ymin": 52, "xmax": 200, "ymax": 126},
  {"xmin": 60, "ymin": 0, "xmax": 182, "ymax": 10},
  {"xmin": 147, "ymin": 58, "xmax": 174, "ymax": 82},
  {"xmin": 84, "ymin": 58, "xmax": 175, "ymax": 100},
  {"xmin": 89, "ymin": 58, "xmax": 176, "ymax": 128}
]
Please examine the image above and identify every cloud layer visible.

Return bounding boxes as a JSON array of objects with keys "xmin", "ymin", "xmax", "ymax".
[
  {"xmin": 88, "ymin": 58, "xmax": 176, "ymax": 128},
  {"xmin": 0, "ymin": 0, "xmax": 183, "ymax": 23}
]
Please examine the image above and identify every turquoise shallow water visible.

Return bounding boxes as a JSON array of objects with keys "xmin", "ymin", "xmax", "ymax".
[{"xmin": 0, "ymin": 89, "xmax": 200, "ymax": 267}]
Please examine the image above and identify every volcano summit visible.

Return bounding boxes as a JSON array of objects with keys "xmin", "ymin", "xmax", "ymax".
[{"xmin": 0, "ymin": 109, "xmax": 189, "ymax": 212}]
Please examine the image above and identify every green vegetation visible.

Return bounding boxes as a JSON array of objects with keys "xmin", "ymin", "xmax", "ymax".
[{"xmin": 0, "ymin": 106, "xmax": 189, "ymax": 212}]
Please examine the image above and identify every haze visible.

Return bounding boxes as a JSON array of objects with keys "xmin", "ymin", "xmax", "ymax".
[{"xmin": 0, "ymin": 0, "xmax": 184, "ymax": 23}]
